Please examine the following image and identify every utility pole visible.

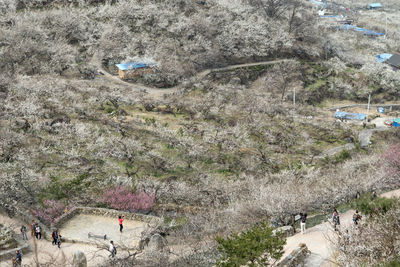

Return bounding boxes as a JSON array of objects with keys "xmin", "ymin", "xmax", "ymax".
[
  {"xmin": 366, "ymin": 94, "xmax": 371, "ymax": 122},
  {"xmin": 293, "ymin": 87, "xmax": 296, "ymax": 111},
  {"xmin": 385, "ymin": 13, "xmax": 388, "ymax": 39},
  {"xmin": 174, "ymin": 39, "xmax": 177, "ymax": 70}
]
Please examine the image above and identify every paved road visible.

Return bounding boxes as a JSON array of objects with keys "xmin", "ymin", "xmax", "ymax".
[{"xmin": 280, "ymin": 189, "xmax": 400, "ymax": 266}]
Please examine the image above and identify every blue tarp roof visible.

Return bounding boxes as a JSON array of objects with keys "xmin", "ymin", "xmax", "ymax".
[
  {"xmin": 320, "ymin": 15, "xmax": 344, "ymax": 18},
  {"xmin": 339, "ymin": 25, "xmax": 384, "ymax": 36},
  {"xmin": 377, "ymin": 54, "xmax": 393, "ymax": 63},
  {"xmin": 309, "ymin": 0, "xmax": 327, "ymax": 8},
  {"xmin": 334, "ymin": 112, "xmax": 366, "ymax": 120},
  {"xmin": 115, "ymin": 62, "xmax": 149, "ymax": 70},
  {"xmin": 368, "ymin": 3, "xmax": 382, "ymax": 8}
]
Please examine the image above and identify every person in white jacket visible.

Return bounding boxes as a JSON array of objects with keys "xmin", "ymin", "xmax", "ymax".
[{"xmin": 109, "ymin": 241, "xmax": 116, "ymax": 258}]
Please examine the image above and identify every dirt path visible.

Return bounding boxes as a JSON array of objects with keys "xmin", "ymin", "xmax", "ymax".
[
  {"xmin": 90, "ymin": 53, "xmax": 291, "ymax": 99},
  {"xmin": 280, "ymin": 189, "xmax": 400, "ymax": 266}
]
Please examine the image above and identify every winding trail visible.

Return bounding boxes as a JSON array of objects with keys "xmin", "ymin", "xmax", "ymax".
[
  {"xmin": 90, "ymin": 53, "xmax": 292, "ymax": 99},
  {"xmin": 280, "ymin": 189, "xmax": 400, "ymax": 267}
]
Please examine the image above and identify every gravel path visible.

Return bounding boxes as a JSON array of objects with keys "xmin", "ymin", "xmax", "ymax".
[{"xmin": 60, "ymin": 214, "xmax": 146, "ymax": 248}]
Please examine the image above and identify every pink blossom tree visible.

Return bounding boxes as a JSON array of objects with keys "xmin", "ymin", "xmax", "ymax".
[
  {"xmin": 32, "ymin": 200, "xmax": 66, "ymax": 225},
  {"xmin": 382, "ymin": 144, "xmax": 400, "ymax": 179},
  {"xmin": 103, "ymin": 186, "xmax": 155, "ymax": 212}
]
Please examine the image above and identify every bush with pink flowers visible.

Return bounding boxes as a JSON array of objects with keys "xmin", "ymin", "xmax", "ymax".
[
  {"xmin": 32, "ymin": 199, "xmax": 67, "ymax": 225},
  {"xmin": 102, "ymin": 186, "xmax": 155, "ymax": 212}
]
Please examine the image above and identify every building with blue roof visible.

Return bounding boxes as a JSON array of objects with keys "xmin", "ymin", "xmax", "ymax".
[
  {"xmin": 115, "ymin": 62, "xmax": 155, "ymax": 79},
  {"xmin": 367, "ymin": 3, "xmax": 382, "ymax": 9},
  {"xmin": 339, "ymin": 25, "xmax": 384, "ymax": 36},
  {"xmin": 334, "ymin": 111, "xmax": 366, "ymax": 121},
  {"xmin": 376, "ymin": 54, "xmax": 393, "ymax": 63}
]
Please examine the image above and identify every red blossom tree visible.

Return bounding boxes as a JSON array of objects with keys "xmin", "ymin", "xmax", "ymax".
[{"xmin": 103, "ymin": 186, "xmax": 155, "ymax": 212}]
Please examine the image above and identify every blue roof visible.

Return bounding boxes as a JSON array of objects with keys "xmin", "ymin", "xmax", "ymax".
[
  {"xmin": 309, "ymin": 0, "xmax": 327, "ymax": 8},
  {"xmin": 368, "ymin": 3, "xmax": 382, "ymax": 8},
  {"xmin": 115, "ymin": 62, "xmax": 149, "ymax": 71},
  {"xmin": 339, "ymin": 25, "xmax": 384, "ymax": 36},
  {"xmin": 320, "ymin": 15, "xmax": 344, "ymax": 18},
  {"xmin": 334, "ymin": 112, "xmax": 366, "ymax": 120},
  {"xmin": 376, "ymin": 54, "xmax": 393, "ymax": 63}
]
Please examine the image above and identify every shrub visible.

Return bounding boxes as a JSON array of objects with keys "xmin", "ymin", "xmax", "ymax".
[
  {"xmin": 377, "ymin": 258, "xmax": 400, "ymax": 267},
  {"xmin": 352, "ymin": 195, "xmax": 396, "ymax": 216},
  {"xmin": 216, "ymin": 223, "xmax": 286, "ymax": 267},
  {"xmin": 102, "ymin": 186, "xmax": 155, "ymax": 212},
  {"xmin": 39, "ymin": 173, "xmax": 90, "ymax": 202}
]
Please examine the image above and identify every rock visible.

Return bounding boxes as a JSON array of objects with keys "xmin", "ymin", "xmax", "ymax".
[
  {"xmin": 277, "ymin": 243, "xmax": 310, "ymax": 267},
  {"xmin": 50, "ymin": 116, "xmax": 71, "ymax": 126},
  {"xmin": 73, "ymin": 250, "xmax": 87, "ymax": 267},
  {"xmin": 344, "ymin": 143, "xmax": 355, "ymax": 150},
  {"xmin": 13, "ymin": 119, "xmax": 31, "ymax": 131},
  {"xmin": 229, "ymin": 77, "xmax": 241, "ymax": 85},
  {"xmin": 145, "ymin": 234, "xmax": 168, "ymax": 252},
  {"xmin": 273, "ymin": 226, "xmax": 295, "ymax": 238}
]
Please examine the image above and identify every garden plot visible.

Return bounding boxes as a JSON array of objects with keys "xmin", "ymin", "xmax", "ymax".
[{"xmin": 60, "ymin": 214, "xmax": 146, "ymax": 248}]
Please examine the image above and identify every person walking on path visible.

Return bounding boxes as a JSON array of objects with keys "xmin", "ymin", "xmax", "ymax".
[
  {"xmin": 118, "ymin": 215, "xmax": 124, "ymax": 233},
  {"xmin": 30, "ymin": 220, "xmax": 36, "ymax": 237},
  {"xmin": 109, "ymin": 241, "xmax": 116, "ymax": 258},
  {"xmin": 56, "ymin": 234, "xmax": 62, "ymax": 249},
  {"xmin": 35, "ymin": 224, "xmax": 42, "ymax": 240},
  {"xmin": 353, "ymin": 210, "xmax": 362, "ymax": 225},
  {"xmin": 20, "ymin": 225, "xmax": 28, "ymax": 240},
  {"xmin": 14, "ymin": 250, "xmax": 22, "ymax": 266},
  {"xmin": 332, "ymin": 209, "xmax": 340, "ymax": 231},
  {"xmin": 52, "ymin": 230, "xmax": 58, "ymax": 245},
  {"xmin": 300, "ymin": 213, "xmax": 307, "ymax": 234},
  {"xmin": 372, "ymin": 191, "xmax": 377, "ymax": 200}
]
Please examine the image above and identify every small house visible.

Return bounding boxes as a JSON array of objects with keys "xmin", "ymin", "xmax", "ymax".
[
  {"xmin": 367, "ymin": 3, "xmax": 382, "ymax": 9},
  {"xmin": 386, "ymin": 54, "xmax": 400, "ymax": 69},
  {"xmin": 115, "ymin": 62, "xmax": 155, "ymax": 80},
  {"xmin": 334, "ymin": 111, "xmax": 366, "ymax": 121},
  {"xmin": 376, "ymin": 54, "xmax": 393, "ymax": 63}
]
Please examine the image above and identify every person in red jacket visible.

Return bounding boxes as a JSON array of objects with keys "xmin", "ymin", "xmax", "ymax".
[{"xmin": 118, "ymin": 216, "xmax": 124, "ymax": 233}]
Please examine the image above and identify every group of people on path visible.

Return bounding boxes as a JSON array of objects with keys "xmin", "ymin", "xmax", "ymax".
[
  {"xmin": 52, "ymin": 229, "xmax": 62, "ymax": 248},
  {"xmin": 297, "ymin": 190, "xmax": 377, "ymax": 234},
  {"xmin": 15, "ymin": 220, "xmax": 63, "ymax": 265},
  {"xmin": 298, "ymin": 208, "xmax": 362, "ymax": 235}
]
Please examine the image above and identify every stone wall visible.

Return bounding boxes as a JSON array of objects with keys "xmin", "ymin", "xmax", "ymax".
[
  {"xmin": 277, "ymin": 243, "xmax": 310, "ymax": 267},
  {"xmin": 273, "ymin": 226, "xmax": 295, "ymax": 238}
]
